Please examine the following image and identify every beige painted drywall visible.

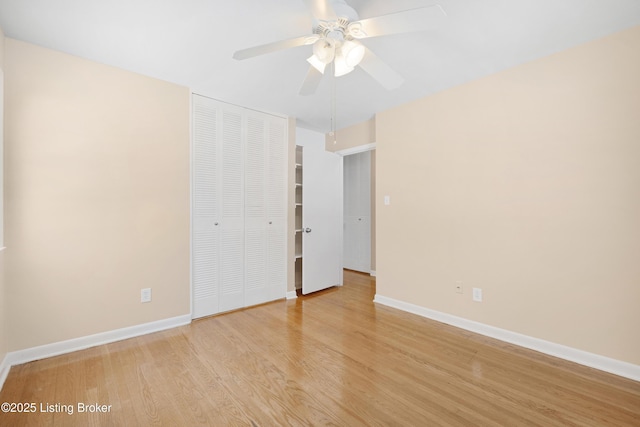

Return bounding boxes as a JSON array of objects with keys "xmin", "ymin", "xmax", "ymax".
[
  {"xmin": 4, "ymin": 38, "xmax": 191, "ymax": 351},
  {"xmin": 0, "ymin": 25, "xmax": 7, "ymax": 365},
  {"xmin": 0, "ymin": 250, "xmax": 5, "ymax": 364},
  {"xmin": 376, "ymin": 26, "xmax": 640, "ymax": 365},
  {"xmin": 0, "ymin": 24, "xmax": 4, "ymax": 69},
  {"xmin": 325, "ymin": 117, "xmax": 375, "ymax": 152}
]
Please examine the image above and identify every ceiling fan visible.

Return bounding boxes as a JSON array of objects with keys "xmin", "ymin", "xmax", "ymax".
[{"xmin": 233, "ymin": 0, "xmax": 446, "ymax": 96}]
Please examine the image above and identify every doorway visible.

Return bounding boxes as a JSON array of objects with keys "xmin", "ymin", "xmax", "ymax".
[{"xmin": 342, "ymin": 149, "xmax": 375, "ymax": 275}]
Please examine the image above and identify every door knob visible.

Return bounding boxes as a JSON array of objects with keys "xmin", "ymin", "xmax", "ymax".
[
  {"xmin": 214, "ymin": 222, "xmax": 219, "ymax": 226},
  {"xmin": 305, "ymin": 228, "xmax": 312, "ymax": 233}
]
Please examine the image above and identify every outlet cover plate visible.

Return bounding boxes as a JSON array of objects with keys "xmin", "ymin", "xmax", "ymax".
[
  {"xmin": 472, "ymin": 287, "xmax": 482, "ymax": 302},
  {"xmin": 455, "ymin": 281, "xmax": 463, "ymax": 294}
]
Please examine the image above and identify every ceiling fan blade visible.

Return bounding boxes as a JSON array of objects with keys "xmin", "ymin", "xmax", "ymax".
[
  {"xmin": 299, "ymin": 66, "xmax": 324, "ymax": 96},
  {"xmin": 358, "ymin": 48, "xmax": 404, "ymax": 90},
  {"xmin": 233, "ymin": 36, "xmax": 312, "ymax": 60},
  {"xmin": 355, "ymin": 5, "xmax": 446, "ymax": 39},
  {"xmin": 301, "ymin": 0, "xmax": 337, "ymax": 20}
]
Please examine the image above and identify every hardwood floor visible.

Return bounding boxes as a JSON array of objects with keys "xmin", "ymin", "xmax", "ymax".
[{"xmin": 1, "ymin": 270, "xmax": 639, "ymax": 426}]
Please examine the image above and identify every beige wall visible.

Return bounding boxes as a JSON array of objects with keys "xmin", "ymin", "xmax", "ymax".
[
  {"xmin": 325, "ymin": 117, "xmax": 375, "ymax": 152},
  {"xmin": 0, "ymin": 25, "xmax": 7, "ymax": 364},
  {"xmin": 4, "ymin": 39, "xmax": 191, "ymax": 351},
  {"xmin": 376, "ymin": 26, "xmax": 640, "ymax": 365},
  {"xmin": 0, "ymin": 250, "xmax": 5, "ymax": 363}
]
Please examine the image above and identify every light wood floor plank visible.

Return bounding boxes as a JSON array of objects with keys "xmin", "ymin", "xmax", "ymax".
[{"xmin": 1, "ymin": 270, "xmax": 639, "ymax": 426}]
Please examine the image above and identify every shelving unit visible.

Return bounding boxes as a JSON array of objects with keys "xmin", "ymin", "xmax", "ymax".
[{"xmin": 295, "ymin": 145, "xmax": 303, "ymax": 290}]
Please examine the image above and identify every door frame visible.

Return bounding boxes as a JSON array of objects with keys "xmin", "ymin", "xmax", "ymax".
[{"xmin": 336, "ymin": 143, "xmax": 376, "ymax": 277}]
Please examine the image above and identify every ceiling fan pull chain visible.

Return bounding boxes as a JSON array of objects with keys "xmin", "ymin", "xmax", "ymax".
[{"xmin": 331, "ymin": 61, "xmax": 337, "ymax": 144}]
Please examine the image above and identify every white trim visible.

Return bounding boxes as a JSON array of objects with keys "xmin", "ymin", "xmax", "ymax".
[
  {"xmin": 335, "ymin": 142, "xmax": 376, "ymax": 157},
  {"xmin": 191, "ymin": 92, "xmax": 288, "ymax": 121},
  {"xmin": 370, "ymin": 270, "xmax": 376, "ymax": 277},
  {"xmin": 189, "ymin": 91, "xmax": 194, "ymax": 319},
  {"xmin": 286, "ymin": 291, "xmax": 298, "ymax": 300},
  {"xmin": 3, "ymin": 315, "xmax": 191, "ymax": 373},
  {"xmin": 373, "ymin": 294, "xmax": 640, "ymax": 382},
  {"xmin": 0, "ymin": 354, "xmax": 10, "ymax": 391}
]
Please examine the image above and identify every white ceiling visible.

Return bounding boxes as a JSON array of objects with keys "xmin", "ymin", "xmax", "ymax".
[{"xmin": 1, "ymin": 0, "xmax": 639, "ymax": 132}]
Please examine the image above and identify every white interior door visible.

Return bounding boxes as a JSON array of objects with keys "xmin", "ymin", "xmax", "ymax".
[
  {"xmin": 298, "ymin": 128, "xmax": 343, "ymax": 295},
  {"xmin": 343, "ymin": 150, "xmax": 371, "ymax": 273}
]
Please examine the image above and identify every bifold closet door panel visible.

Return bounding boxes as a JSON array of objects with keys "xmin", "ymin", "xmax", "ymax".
[
  {"xmin": 219, "ymin": 107, "xmax": 245, "ymax": 313},
  {"xmin": 244, "ymin": 112, "xmax": 269, "ymax": 307},
  {"xmin": 192, "ymin": 96, "xmax": 220, "ymax": 318},
  {"xmin": 245, "ymin": 113, "xmax": 288, "ymax": 305},
  {"xmin": 266, "ymin": 119, "xmax": 288, "ymax": 300}
]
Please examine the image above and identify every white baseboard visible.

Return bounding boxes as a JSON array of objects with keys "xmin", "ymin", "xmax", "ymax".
[
  {"xmin": 0, "ymin": 354, "xmax": 10, "ymax": 392},
  {"xmin": 374, "ymin": 294, "xmax": 640, "ymax": 382},
  {"xmin": 370, "ymin": 270, "xmax": 376, "ymax": 277},
  {"xmin": 286, "ymin": 291, "xmax": 298, "ymax": 300},
  {"xmin": 1, "ymin": 314, "xmax": 191, "ymax": 387}
]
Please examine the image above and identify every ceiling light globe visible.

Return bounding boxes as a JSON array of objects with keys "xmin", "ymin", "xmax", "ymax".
[
  {"xmin": 341, "ymin": 40, "xmax": 365, "ymax": 68},
  {"xmin": 307, "ymin": 55, "xmax": 326, "ymax": 74},
  {"xmin": 334, "ymin": 52, "xmax": 355, "ymax": 77},
  {"xmin": 313, "ymin": 38, "xmax": 336, "ymax": 64}
]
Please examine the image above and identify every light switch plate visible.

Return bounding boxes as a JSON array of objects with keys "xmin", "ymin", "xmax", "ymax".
[{"xmin": 141, "ymin": 288, "xmax": 152, "ymax": 303}]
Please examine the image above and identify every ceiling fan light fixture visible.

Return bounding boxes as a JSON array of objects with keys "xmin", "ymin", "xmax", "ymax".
[
  {"xmin": 307, "ymin": 55, "xmax": 327, "ymax": 74},
  {"xmin": 341, "ymin": 40, "xmax": 365, "ymax": 67},
  {"xmin": 312, "ymin": 38, "xmax": 336, "ymax": 64},
  {"xmin": 333, "ymin": 51, "xmax": 354, "ymax": 77}
]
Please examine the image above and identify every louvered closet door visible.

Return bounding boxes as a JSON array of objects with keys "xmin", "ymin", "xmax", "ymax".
[
  {"xmin": 219, "ymin": 107, "xmax": 245, "ymax": 313},
  {"xmin": 192, "ymin": 96, "xmax": 220, "ymax": 318},
  {"xmin": 192, "ymin": 95, "xmax": 287, "ymax": 318},
  {"xmin": 244, "ymin": 112, "xmax": 288, "ymax": 305},
  {"xmin": 244, "ymin": 112, "xmax": 269, "ymax": 306},
  {"xmin": 266, "ymin": 118, "xmax": 287, "ymax": 301}
]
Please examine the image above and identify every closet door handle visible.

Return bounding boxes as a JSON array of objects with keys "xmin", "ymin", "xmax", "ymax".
[
  {"xmin": 305, "ymin": 228, "xmax": 312, "ymax": 233},
  {"xmin": 214, "ymin": 222, "xmax": 219, "ymax": 226}
]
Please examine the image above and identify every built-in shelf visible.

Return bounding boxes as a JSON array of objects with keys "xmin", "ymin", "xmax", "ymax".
[{"xmin": 295, "ymin": 144, "xmax": 304, "ymax": 291}]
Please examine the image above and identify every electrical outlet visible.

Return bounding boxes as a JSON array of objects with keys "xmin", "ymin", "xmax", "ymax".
[
  {"xmin": 455, "ymin": 281, "xmax": 463, "ymax": 294},
  {"xmin": 472, "ymin": 287, "xmax": 483, "ymax": 302},
  {"xmin": 141, "ymin": 288, "xmax": 152, "ymax": 303}
]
